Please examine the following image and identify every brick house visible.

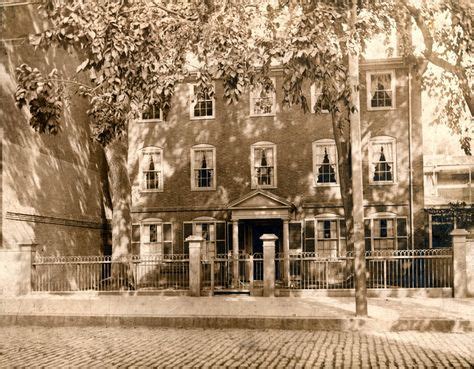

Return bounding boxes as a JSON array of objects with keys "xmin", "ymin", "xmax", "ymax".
[{"xmin": 129, "ymin": 57, "xmax": 425, "ymax": 262}]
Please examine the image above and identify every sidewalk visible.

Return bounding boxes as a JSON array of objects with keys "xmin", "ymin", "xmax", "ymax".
[{"xmin": 0, "ymin": 294, "xmax": 472, "ymax": 332}]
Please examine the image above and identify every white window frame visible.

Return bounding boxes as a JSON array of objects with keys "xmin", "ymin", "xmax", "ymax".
[
  {"xmin": 137, "ymin": 103, "xmax": 163, "ymax": 123},
  {"xmin": 250, "ymin": 141, "xmax": 277, "ymax": 189},
  {"xmin": 366, "ymin": 70, "xmax": 396, "ymax": 111},
  {"xmin": 369, "ymin": 136, "xmax": 397, "ymax": 185},
  {"xmin": 364, "ymin": 212, "xmax": 408, "ymax": 251},
  {"xmin": 190, "ymin": 144, "xmax": 216, "ymax": 191},
  {"xmin": 312, "ymin": 139, "xmax": 339, "ymax": 187},
  {"xmin": 310, "ymin": 84, "xmax": 329, "ymax": 114},
  {"xmin": 183, "ymin": 218, "xmax": 227, "ymax": 259},
  {"xmin": 249, "ymin": 78, "xmax": 276, "ymax": 117},
  {"xmin": 138, "ymin": 219, "xmax": 174, "ymax": 255},
  {"xmin": 189, "ymin": 83, "xmax": 215, "ymax": 120},
  {"xmin": 139, "ymin": 146, "xmax": 164, "ymax": 192},
  {"xmin": 304, "ymin": 215, "xmax": 347, "ymax": 257}
]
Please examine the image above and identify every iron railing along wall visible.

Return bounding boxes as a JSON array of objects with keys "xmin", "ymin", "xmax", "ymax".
[
  {"xmin": 32, "ymin": 254, "xmax": 189, "ymax": 292},
  {"xmin": 277, "ymin": 248, "xmax": 452, "ymax": 290}
]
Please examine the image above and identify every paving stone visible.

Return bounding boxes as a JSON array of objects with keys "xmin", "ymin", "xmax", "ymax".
[{"xmin": 0, "ymin": 327, "xmax": 472, "ymax": 367}]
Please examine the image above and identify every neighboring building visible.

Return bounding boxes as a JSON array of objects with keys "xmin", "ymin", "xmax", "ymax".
[
  {"xmin": 129, "ymin": 58, "xmax": 425, "ymax": 261},
  {"xmin": 0, "ymin": 5, "xmax": 109, "ymax": 294},
  {"xmin": 424, "ymin": 155, "xmax": 474, "ymax": 248}
]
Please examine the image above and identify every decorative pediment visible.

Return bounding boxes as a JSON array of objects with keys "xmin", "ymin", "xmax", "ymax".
[{"xmin": 228, "ymin": 190, "xmax": 293, "ymax": 210}]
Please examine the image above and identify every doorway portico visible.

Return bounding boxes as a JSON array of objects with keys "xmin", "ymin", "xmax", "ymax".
[{"xmin": 227, "ymin": 190, "xmax": 294, "ymax": 285}]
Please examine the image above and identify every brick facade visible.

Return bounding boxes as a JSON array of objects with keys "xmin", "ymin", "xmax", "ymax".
[{"xmin": 129, "ymin": 58, "xmax": 425, "ymax": 255}]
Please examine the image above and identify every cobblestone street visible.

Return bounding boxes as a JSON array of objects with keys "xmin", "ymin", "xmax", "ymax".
[{"xmin": 0, "ymin": 327, "xmax": 472, "ymax": 367}]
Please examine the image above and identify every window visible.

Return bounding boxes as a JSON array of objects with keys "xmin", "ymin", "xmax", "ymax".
[
  {"xmin": 189, "ymin": 84, "xmax": 214, "ymax": 119},
  {"xmin": 139, "ymin": 103, "xmax": 162, "ymax": 122},
  {"xmin": 430, "ymin": 214, "xmax": 454, "ymax": 249},
  {"xmin": 251, "ymin": 142, "xmax": 277, "ymax": 188},
  {"xmin": 304, "ymin": 217, "xmax": 347, "ymax": 257},
  {"xmin": 250, "ymin": 78, "xmax": 276, "ymax": 116},
  {"xmin": 310, "ymin": 84, "xmax": 330, "ymax": 114},
  {"xmin": 132, "ymin": 220, "xmax": 173, "ymax": 255},
  {"xmin": 369, "ymin": 136, "xmax": 396, "ymax": 184},
  {"xmin": 313, "ymin": 140, "xmax": 338, "ymax": 186},
  {"xmin": 183, "ymin": 219, "xmax": 227, "ymax": 258},
  {"xmin": 140, "ymin": 147, "xmax": 164, "ymax": 191},
  {"xmin": 191, "ymin": 145, "xmax": 216, "ymax": 190},
  {"xmin": 366, "ymin": 71, "xmax": 395, "ymax": 110},
  {"xmin": 364, "ymin": 214, "xmax": 408, "ymax": 251}
]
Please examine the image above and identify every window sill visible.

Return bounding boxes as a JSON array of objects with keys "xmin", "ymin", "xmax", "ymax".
[
  {"xmin": 366, "ymin": 106, "xmax": 396, "ymax": 112},
  {"xmin": 250, "ymin": 113, "xmax": 276, "ymax": 118},
  {"xmin": 140, "ymin": 189, "xmax": 164, "ymax": 193},
  {"xmin": 136, "ymin": 119, "xmax": 163, "ymax": 124},
  {"xmin": 252, "ymin": 185, "xmax": 277, "ymax": 190},
  {"xmin": 190, "ymin": 115, "xmax": 215, "ymax": 121},
  {"xmin": 369, "ymin": 182, "xmax": 397, "ymax": 186},
  {"xmin": 190, "ymin": 187, "xmax": 217, "ymax": 192},
  {"xmin": 314, "ymin": 183, "xmax": 340, "ymax": 188}
]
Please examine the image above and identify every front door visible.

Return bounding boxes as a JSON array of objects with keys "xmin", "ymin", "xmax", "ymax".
[{"xmin": 250, "ymin": 220, "xmax": 282, "ymax": 255}]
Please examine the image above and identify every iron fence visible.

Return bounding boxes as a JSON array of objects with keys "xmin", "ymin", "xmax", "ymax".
[
  {"xmin": 32, "ymin": 254, "xmax": 189, "ymax": 292},
  {"xmin": 277, "ymin": 248, "xmax": 452, "ymax": 290}
]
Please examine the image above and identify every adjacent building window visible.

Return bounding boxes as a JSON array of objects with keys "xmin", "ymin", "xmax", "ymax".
[
  {"xmin": 191, "ymin": 144, "xmax": 216, "ymax": 190},
  {"xmin": 304, "ymin": 217, "xmax": 347, "ymax": 257},
  {"xmin": 313, "ymin": 139, "xmax": 338, "ymax": 186},
  {"xmin": 189, "ymin": 84, "xmax": 214, "ymax": 119},
  {"xmin": 139, "ymin": 103, "xmax": 162, "ymax": 122},
  {"xmin": 366, "ymin": 71, "xmax": 395, "ymax": 110},
  {"xmin": 310, "ymin": 84, "xmax": 330, "ymax": 114},
  {"xmin": 251, "ymin": 142, "xmax": 277, "ymax": 188},
  {"xmin": 132, "ymin": 220, "xmax": 173, "ymax": 255},
  {"xmin": 364, "ymin": 214, "xmax": 408, "ymax": 251},
  {"xmin": 369, "ymin": 136, "xmax": 396, "ymax": 184},
  {"xmin": 140, "ymin": 147, "xmax": 163, "ymax": 191},
  {"xmin": 250, "ymin": 78, "xmax": 276, "ymax": 116},
  {"xmin": 183, "ymin": 219, "xmax": 227, "ymax": 258}
]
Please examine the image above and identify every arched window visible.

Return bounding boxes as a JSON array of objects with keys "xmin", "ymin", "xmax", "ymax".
[
  {"xmin": 251, "ymin": 142, "xmax": 277, "ymax": 188},
  {"xmin": 313, "ymin": 139, "xmax": 338, "ymax": 186},
  {"xmin": 190, "ymin": 144, "xmax": 216, "ymax": 190},
  {"xmin": 369, "ymin": 136, "xmax": 396, "ymax": 184},
  {"xmin": 139, "ymin": 147, "xmax": 164, "ymax": 191}
]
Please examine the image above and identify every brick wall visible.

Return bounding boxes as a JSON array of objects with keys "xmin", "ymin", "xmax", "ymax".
[
  {"xmin": 130, "ymin": 59, "xmax": 424, "ymax": 250},
  {"xmin": 0, "ymin": 4, "xmax": 109, "ymax": 257}
]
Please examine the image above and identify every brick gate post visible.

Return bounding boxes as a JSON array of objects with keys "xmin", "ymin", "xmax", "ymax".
[
  {"xmin": 186, "ymin": 235, "xmax": 203, "ymax": 297},
  {"xmin": 261, "ymin": 234, "xmax": 277, "ymax": 297},
  {"xmin": 451, "ymin": 229, "xmax": 469, "ymax": 298}
]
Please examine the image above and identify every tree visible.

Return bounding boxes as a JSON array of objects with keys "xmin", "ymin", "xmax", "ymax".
[{"xmin": 14, "ymin": 0, "xmax": 471, "ymax": 313}]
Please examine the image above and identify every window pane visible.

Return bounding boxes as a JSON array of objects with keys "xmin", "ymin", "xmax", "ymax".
[
  {"xmin": 397, "ymin": 218, "xmax": 407, "ymax": 237},
  {"xmin": 216, "ymin": 222, "xmax": 226, "ymax": 241},
  {"xmin": 289, "ymin": 222, "xmax": 302, "ymax": 250},
  {"xmin": 304, "ymin": 239, "xmax": 315, "ymax": 252},
  {"xmin": 163, "ymin": 223, "xmax": 172, "ymax": 242},
  {"xmin": 183, "ymin": 222, "xmax": 193, "ymax": 240},
  {"xmin": 132, "ymin": 225, "xmax": 140, "ymax": 243},
  {"xmin": 305, "ymin": 220, "xmax": 315, "ymax": 239}
]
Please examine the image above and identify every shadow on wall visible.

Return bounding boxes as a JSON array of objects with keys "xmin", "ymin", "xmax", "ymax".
[{"xmin": 0, "ymin": 5, "xmax": 110, "ymax": 257}]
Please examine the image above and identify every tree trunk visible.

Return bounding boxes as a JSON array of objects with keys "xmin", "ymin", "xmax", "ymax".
[{"xmin": 104, "ymin": 135, "xmax": 132, "ymax": 259}]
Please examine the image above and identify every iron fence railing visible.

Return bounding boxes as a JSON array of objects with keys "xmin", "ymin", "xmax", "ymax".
[
  {"xmin": 32, "ymin": 254, "xmax": 189, "ymax": 292},
  {"xmin": 277, "ymin": 248, "xmax": 452, "ymax": 290}
]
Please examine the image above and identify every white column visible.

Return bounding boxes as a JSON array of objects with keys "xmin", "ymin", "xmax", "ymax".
[
  {"xmin": 261, "ymin": 234, "xmax": 277, "ymax": 297},
  {"xmin": 232, "ymin": 220, "xmax": 239, "ymax": 288},
  {"xmin": 283, "ymin": 220, "xmax": 290, "ymax": 287},
  {"xmin": 186, "ymin": 235, "xmax": 203, "ymax": 297},
  {"xmin": 451, "ymin": 229, "xmax": 469, "ymax": 298}
]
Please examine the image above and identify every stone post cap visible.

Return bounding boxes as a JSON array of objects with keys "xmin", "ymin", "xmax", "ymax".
[
  {"xmin": 18, "ymin": 243, "xmax": 38, "ymax": 250},
  {"xmin": 260, "ymin": 234, "xmax": 278, "ymax": 241},
  {"xmin": 185, "ymin": 235, "xmax": 204, "ymax": 242},
  {"xmin": 450, "ymin": 229, "xmax": 469, "ymax": 236}
]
